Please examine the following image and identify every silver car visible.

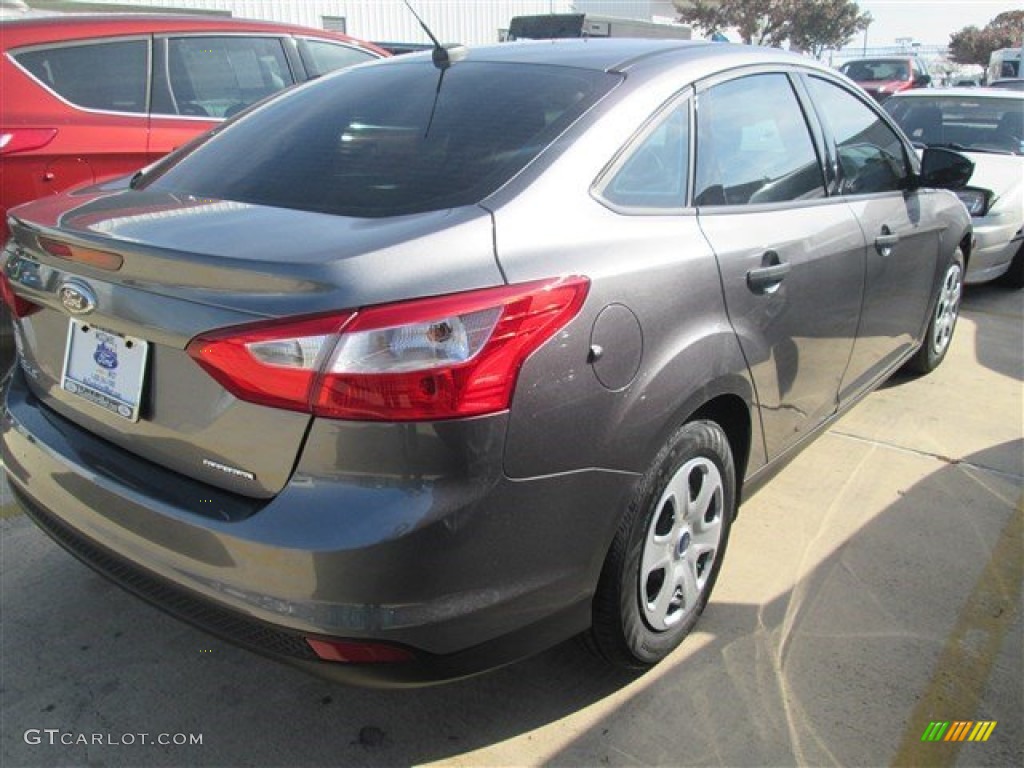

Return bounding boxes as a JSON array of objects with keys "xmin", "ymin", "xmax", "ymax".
[
  {"xmin": 1, "ymin": 40, "xmax": 972, "ymax": 685},
  {"xmin": 885, "ymin": 87, "xmax": 1024, "ymax": 287}
]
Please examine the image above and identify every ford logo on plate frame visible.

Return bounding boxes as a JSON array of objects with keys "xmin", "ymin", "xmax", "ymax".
[{"xmin": 58, "ymin": 280, "xmax": 97, "ymax": 316}]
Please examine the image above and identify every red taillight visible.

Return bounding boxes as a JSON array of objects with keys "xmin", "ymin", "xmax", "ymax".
[
  {"xmin": 188, "ymin": 313, "xmax": 355, "ymax": 413},
  {"xmin": 306, "ymin": 637, "xmax": 415, "ymax": 664},
  {"xmin": 0, "ymin": 270, "xmax": 40, "ymax": 319},
  {"xmin": 0, "ymin": 128, "xmax": 58, "ymax": 156},
  {"xmin": 187, "ymin": 276, "xmax": 590, "ymax": 421}
]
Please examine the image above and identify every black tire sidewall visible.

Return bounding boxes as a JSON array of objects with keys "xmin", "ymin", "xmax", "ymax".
[
  {"xmin": 596, "ymin": 420, "xmax": 736, "ymax": 667},
  {"xmin": 908, "ymin": 248, "xmax": 964, "ymax": 375},
  {"xmin": 926, "ymin": 249, "xmax": 964, "ymax": 369}
]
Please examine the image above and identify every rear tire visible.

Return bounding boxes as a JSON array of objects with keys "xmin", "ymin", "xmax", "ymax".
[
  {"xmin": 588, "ymin": 420, "xmax": 735, "ymax": 669},
  {"xmin": 905, "ymin": 248, "xmax": 963, "ymax": 375}
]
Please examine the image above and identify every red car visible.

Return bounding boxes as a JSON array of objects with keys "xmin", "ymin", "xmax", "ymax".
[
  {"xmin": 0, "ymin": 14, "xmax": 386, "ymax": 243},
  {"xmin": 838, "ymin": 56, "xmax": 932, "ymax": 102}
]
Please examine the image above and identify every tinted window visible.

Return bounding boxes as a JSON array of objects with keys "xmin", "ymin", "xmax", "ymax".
[
  {"xmin": 807, "ymin": 77, "xmax": 909, "ymax": 194},
  {"xmin": 840, "ymin": 59, "xmax": 911, "ymax": 82},
  {"xmin": 142, "ymin": 62, "xmax": 618, "ymax": 217},
  {"xmin": 885, "ymin": 95, "xmax": 1023, "ymax": 155},
  {"xmin": 14, "ymin": 40, "xmax": 147, "ymax": 113},
  {"xmin": 299, "ymin": 39, "xmax": 377, "ymax": 77},
  {"xmin": 165, "ymin": 36, "xmax": 292, "ymax": 118},
  {"xmin": 694, "ymin": 74, "xmax": 824, "ymax": 206},
  {"xmin": 600, "ymin": 100, "xmax": 689, "ymax": 210}
]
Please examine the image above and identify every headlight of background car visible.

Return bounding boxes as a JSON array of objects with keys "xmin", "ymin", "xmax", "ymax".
[{"xmin": 954, "ymin": 187, "xmax": 992, "ymax": 217}]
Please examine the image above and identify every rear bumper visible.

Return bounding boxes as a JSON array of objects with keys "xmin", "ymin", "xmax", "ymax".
[{"xmin": 2, "ymin": 368, "xmax": 638, "ymax": 685}]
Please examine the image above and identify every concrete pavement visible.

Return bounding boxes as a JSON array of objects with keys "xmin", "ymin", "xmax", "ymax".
[{"xmin": 1, "ymin": 283, "xmax": 1021, "ymax": 767}]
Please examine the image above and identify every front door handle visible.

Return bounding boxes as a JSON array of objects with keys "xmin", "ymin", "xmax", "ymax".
[
  {"xmin": 747, "ymin": 251, "xmax": 791, "ymax": 293},
  {"xmin": 875, "ymin": 226, "xmax": 900, "ymax": 256}
]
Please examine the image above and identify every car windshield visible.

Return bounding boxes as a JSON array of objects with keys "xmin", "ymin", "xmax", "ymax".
[
  {"xmin": 840, "ymin": 59, "xmax": 911, "ymax": 82},
  {"xmin": 885, "ymin": 96, "xmax": 1024, "ymax": 155},
  {"xmin": 140, "ymin": 60, "xmax": 619, "ymax": 217}
]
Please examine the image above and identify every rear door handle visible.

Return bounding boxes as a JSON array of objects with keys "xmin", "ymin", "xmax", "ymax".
[
  {"xmin": 875, "ymin": 227, "xmax": 900, "ymax": 256},
  {"xmin": 747, "ymin": 251, "xmax": 791, "ymax": 292}
]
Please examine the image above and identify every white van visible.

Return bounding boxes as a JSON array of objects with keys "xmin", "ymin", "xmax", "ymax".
[{"xmin": 988, "ymin": 48, "xmax": 1022, "ymax": 83}]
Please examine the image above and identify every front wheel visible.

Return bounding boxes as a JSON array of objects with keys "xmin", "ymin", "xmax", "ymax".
[
  {"xmin": 905, "ymin": 248, "xmax": 964, "ymax": 375},
  {"xmin": 588, "ymin": 420, "xmax": 736, "ymax": 669}
]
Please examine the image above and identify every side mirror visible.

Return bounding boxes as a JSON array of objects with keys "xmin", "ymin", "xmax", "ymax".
[
  {"xmin": 918, "ymin": 147, "xmax": 974, "ymax": 189},
  {"xmin": 914, "ymin": 74, "xmax": 932, "ymax": 87}
]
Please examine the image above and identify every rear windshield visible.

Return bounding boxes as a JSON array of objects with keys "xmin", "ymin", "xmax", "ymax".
[
  {"xmin": 141, "ymin": 59, "xmax": 618, "ymax": 217},
  {"xmin": 840, "ymin": 59, "xmax": 911, "ymax": 82}
]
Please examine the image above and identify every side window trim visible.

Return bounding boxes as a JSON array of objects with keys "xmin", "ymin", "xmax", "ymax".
[
  {"xmin": 8, "ymin": 36, "xmax": 152, "ymax": 117},
  {"xmin": 789, "ymin": 72, "xmax": 839, "ymax": 196},
  {"xmin": 592, "ymin": 89, "xmax": 695, "ymax": 215},
  {"xmin": 282, "ymin": 36, "xmax": 309, "ymax": 82}
]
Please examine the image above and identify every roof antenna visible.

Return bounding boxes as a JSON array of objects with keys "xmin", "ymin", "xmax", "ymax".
[{"xmin": 402, "ymin": 0, "xmax": 467, "ymax": 70}]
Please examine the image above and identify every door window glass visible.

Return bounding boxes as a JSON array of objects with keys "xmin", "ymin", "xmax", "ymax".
[
  {"xmin": 807, "ymin": 77, "xmax": 909, "ymax": 195},
  {"xmin": 694, "ymin": 74, "xmax": 825, "ymax": 206},
  {"xmin": 165, "ymin": 36, "xmax": 292, "ymax": 118},
  {"xmin": 599, "ymin": 100, "xmax": 689, "ymax": 209},
  {"xmin": 299, "ymin": 39, "xmax": 377, "ymax": 78},
  {"xmin": 14, "ymin": 40, "xmax": 147, "ymax": 113}
]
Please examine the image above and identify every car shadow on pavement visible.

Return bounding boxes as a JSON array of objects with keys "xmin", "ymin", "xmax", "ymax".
[
  {"xmin": 2, "ymin": 439, "xmax": 1020, "ymax": 767},
  {"xmin": 961, "ymin": 283, "xmax": 1023, "ymax": 382}
]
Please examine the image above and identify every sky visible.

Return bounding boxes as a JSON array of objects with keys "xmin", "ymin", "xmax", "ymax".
[{"xmin": 855, "ymin": 0, "xmax": 1018, "ymax": 47}]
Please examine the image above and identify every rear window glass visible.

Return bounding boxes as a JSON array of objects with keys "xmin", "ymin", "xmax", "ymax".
[
  {"xmin": 840, "ymin": 59, "xmax": 911, "ymax": 83},
  {"xmin": 14, "ymin": 39, "xmax": 148, "ymax": 113},
  {"xmin": 141, "ymin": 61, "xmax": 618, "ymax": 217}
]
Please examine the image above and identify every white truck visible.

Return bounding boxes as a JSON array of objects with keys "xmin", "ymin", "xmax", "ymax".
[
  {"xmin": 988, "ymin": 48, "xmax": 1022, "ymax": 83},
  {"xmin": 507, "ymin": 13, "xmax": 691, "ymax": 42}
]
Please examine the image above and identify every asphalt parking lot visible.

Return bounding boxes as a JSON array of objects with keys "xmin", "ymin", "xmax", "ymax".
[{"xmin": 1, "ymin": 283, "xmax": 1021, "ymax": 768}]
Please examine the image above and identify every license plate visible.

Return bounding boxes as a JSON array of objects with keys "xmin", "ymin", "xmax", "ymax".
[{"xmin": 61, "ymin": 320, "xmax": 148, "ymax": 422}]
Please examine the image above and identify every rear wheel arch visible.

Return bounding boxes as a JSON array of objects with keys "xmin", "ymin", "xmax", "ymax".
[{"xmin": 687, "ymin": 394, "xmax": 752, "ymax": 512}]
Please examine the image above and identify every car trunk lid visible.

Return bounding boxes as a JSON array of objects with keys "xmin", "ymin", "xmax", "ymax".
[{"xmin": 3, "ymin": 189, "xmax": 503, "ymax": 497}]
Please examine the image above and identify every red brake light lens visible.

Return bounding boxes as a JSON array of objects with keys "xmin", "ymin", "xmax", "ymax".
[
  {"xmin": 187, "ymin": 313, "xmax": 355, "ymax": 413},
  {"xmin": 306, "ymin": 637, "xmax": 415, "ymax": 663},
  {"xmin": 187, "ymin": 277, "xmax": 590, "ymax": 421},
  {"xmin": 0, "ymin": 128, "xmax": 58, "ymax": 156}
]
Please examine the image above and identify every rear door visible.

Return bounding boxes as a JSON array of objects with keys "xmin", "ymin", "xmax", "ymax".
[
  {"xmin": 148, "ymin": 34, "xmax": 296, "ymax": 160},
  {"xmin": 802, "ymin": 75, "xmax": 941, "ymax": 401},
  {"xmin": 695, "ymin": 70, "xmax": 866, "ymax": 460},
  {"xmin": 7, "ymin": 36, "xmax": 150, "ymax": 189}
]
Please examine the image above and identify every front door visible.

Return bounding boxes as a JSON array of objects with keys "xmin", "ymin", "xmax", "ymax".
[{"xmin": 802, "ymin": 76, "xmax": 941, "ymax": 400}]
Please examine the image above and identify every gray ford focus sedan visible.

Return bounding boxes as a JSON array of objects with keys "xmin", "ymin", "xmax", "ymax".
[{"xmin": 1, "ymin": 39, "xmax": 972, "ymax": 686}]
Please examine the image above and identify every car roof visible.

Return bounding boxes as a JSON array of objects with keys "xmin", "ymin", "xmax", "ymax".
[
  {"xmin": 393, "ymin": 39, "xmax": 824, "ymax": 77},
  {"xmin": 0, "ymin": 13, "xmax": 382, "ymax": 51}
]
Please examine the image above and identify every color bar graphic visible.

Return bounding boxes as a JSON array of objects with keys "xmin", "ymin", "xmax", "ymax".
[{"xmin": 920, "ymin": 721, "xmax": 997, "ymax": 742}]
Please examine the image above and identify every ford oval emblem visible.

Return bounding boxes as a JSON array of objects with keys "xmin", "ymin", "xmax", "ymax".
[{"xmin": 58, "ymin": 281, "xmax": 97, "ymax": 316}]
